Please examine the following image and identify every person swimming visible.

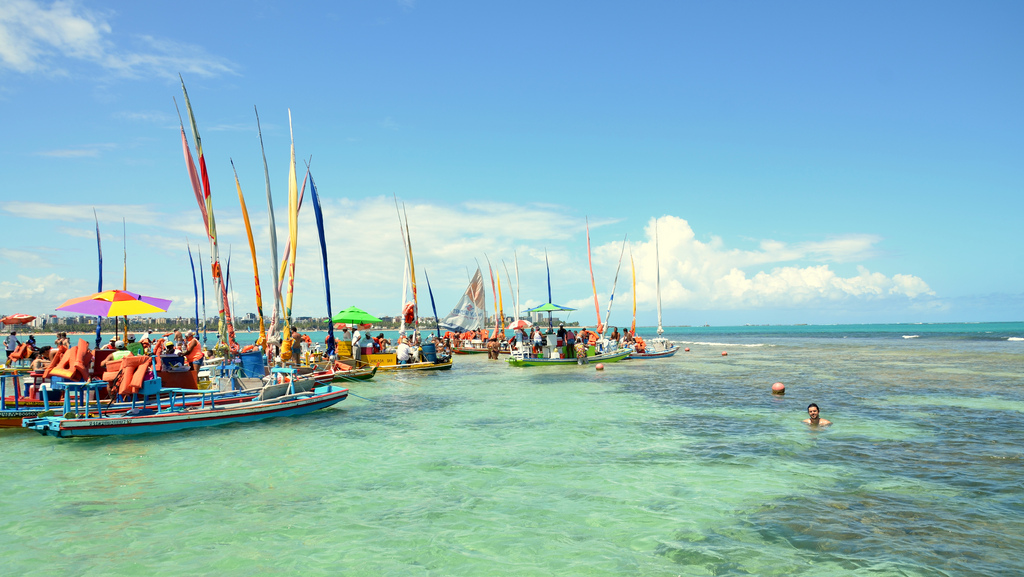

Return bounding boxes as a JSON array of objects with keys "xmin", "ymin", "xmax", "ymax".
[{"xmin": 803, "ymin": 403, "xmax": 832, "ymax": 427}]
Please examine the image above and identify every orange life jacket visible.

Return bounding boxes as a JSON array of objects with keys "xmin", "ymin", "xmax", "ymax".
[
  {"xmin": 8, "ymin": 342, "xmax": 32, "ymax": 361},
  {"xmin": 46, "ymin": 339, "xmax": 90, "ymax": 380},
  {"xmin": 184, "ymin": 338, "xmax": 203, "ymax": 364}
]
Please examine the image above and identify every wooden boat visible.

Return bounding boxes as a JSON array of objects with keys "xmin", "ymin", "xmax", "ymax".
[
  {"xmin": 1, "ymin": 371, "xmax": 260, "ymax": 428},
  {"xmin": 363, "ymin": 351, "xmax": 453, "ymax": 372},
  {"xmin": 506, "ymin": 347, "xmax": 632, "ymax": 367},
  {"xmin": 309, "ymin": 362, "xmax": 378, "ymax": 384},
  {"xmin": 453, "ymin": 339, "xmax": 509, "ymax": 356},
  {"xmin": 628, "ymin": 337, "xmax": 680, "ymax": 359},
  {"xmin": 22, "ymin": 381, "xmax": 348, "ymax": 438}
]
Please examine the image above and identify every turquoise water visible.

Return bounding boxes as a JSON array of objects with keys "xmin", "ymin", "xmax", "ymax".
[{"xmin": 2, "ymin": 323, "xmax": 1022, "ymax": 575}]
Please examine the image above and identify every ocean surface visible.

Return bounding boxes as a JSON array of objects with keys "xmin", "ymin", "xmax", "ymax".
[{"xmin": 2, "ymin": 322, "xmax": 1022, "ymax": 576}]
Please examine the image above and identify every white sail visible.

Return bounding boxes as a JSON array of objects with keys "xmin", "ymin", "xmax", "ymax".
[{"xmin": 439, "ymin": 267, "xmax": 487, "ymax": 333}]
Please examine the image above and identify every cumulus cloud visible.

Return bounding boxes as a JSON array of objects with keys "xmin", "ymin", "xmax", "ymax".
[
  {"xmin": 0, "ymin": 197, "xmax": 936, "ymax": 320},
  {"xmin": 622, "ymin": 216, "xmax": 934, "ymax": 312},
  {"xmin": 0, "ymin": 1, "xmax": 235, "ymax": 79}
]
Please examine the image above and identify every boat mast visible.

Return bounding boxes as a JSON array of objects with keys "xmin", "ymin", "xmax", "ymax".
[
  {"xmin": 255, "ymin": 107, "xmax": 282, "ymax": 343},
  {"xmin": 586, "ymin": 217, "xmax": 603, "ymax": 333},
  {"xmin": 656, "ymin": 219, "xmax": 663, "ymax": 336},
  {"xmin": 601, "ymin": 234, "xmax": 628, "ymax": 336},
  {"xmin": 93, "ymin": 210, "xmax": 102, "ymax": 349},
  {"xmin": 232, "ymin": 159, "xmax": 266, "ymax": 346},
  {"xmin": 629, "ymin": 245, "xmax": 636, "ymax": 335}
]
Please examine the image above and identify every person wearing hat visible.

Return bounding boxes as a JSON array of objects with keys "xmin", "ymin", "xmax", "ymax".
[
  {"xmin": 103, "ymin": 338, "xmax": 117, "ymax": 350},
  {"xmin": 396, "ymin": 337, "xmax": 412, "ymax": 365},
  {"xmin": 182, "ymin": 330, "xmax": 204, "ymax": 371},
  {"xmin": 110, "ymin": 340, "xmax": 133, "ymax": 362}
]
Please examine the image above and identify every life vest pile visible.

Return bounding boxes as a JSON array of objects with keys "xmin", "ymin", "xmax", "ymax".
[
  {"xmin": 7, "ymin": 342, "xmax": 32, "ymax": 361},
  {"xmin": 117, "ymin": 355, "xmax": 152, "ymax": 396},
  {"xmin": 44, "ymin": 339, "xmax": 93, "ymax": 381},
  {"xmin": 102, "ymin": 356, "xmax": 127, "ymax": 382},
  {"xmin": 634, "ymin": 336, "xmax": 646, "ymax": 353},
  {"xmin": 403, "ymin": 302, "xmax": 415, "ymax": 324}
]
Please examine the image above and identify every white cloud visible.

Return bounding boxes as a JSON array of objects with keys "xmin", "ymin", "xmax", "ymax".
[
  {"xmin": 0, "ymin": 198, "xmax": 936, "ymax": 321},
  {"xmin": 620, "ymin": 216, "xmax": 934, "ymax": 312},
  {"xmin": 0, "ymin": 1, "xmax": 235, "ymax": 79}
]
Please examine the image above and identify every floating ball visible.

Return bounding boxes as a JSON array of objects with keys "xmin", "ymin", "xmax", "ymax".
[
  {"xmin": 771, "ymin": 382, "xmax": 785, "ymax": 395},
  {"xmin": 721, "ymin": 351, "xmax": 728, "ymax": 356},
  {"xmin": 684, "ymin": 348, "xmax": 690, "ymax": 352},
  {"xmin": 595, "ymin": 363, "xmax": 605, "ymax": 371}
]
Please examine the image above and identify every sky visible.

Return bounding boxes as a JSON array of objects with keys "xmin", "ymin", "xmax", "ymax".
[{"xmin": 0, "ymin": 0, "xmax": 1021, "ymax": 327}]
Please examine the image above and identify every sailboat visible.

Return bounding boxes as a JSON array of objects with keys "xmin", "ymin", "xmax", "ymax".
[
  {"xmin": 507, "ymin": 234, "xmax": 630, "ymax": 367},
  {"xmin": 440, "ymin": 267, "xmax": 493, "ymax": 354},
  {"xmin": 629, "ymin": 219, "xmax": 680, "ymax": 359},
  {"xmin": 360, "ymin": 202, "xmax": 452, "ymax": 372}
]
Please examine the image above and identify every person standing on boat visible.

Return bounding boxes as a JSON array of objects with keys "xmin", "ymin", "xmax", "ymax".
[
  {"xmin": 183, "ymin": 331, "xmax": 204, "ymax": 371},
  {"xmin": 5, "ymin": 331, "xmax": 19, "ymax": 361},
  {"xmin": 351, "ymin": 327, "xmax": 362, "ymax": 364},
  {"xmin": 531, "ymin": 327, "xmax": 543, "ymax": 356}
]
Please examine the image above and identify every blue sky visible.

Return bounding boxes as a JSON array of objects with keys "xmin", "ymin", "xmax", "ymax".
[{"xmin": 1, "ymin": 0, "xmax": 1021, "ymax": 327}]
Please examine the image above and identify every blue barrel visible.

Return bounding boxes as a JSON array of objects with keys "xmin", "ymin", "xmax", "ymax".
[
  {"xmin": 237, "ymin": 351, "xmax": 266, "ymax": 378},
  {"xmin": 421, "ymin": 343, "xmax": 437, "ymax": 362}
]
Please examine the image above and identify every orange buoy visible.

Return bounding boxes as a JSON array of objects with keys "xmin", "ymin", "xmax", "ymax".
[
  {"xmin": 721, "ymin": 351, "xmax": 728, "ymax": 356},
  {"xmin": 771, "ymin": 382, "xmax": 785, "ymax": 395},
  {"xmin": 595, "ymin": 363, "xmax": 605, "ymax": 371},
  {"xmin": 684, "ymin": 348, "xmax": 690, "ymax": 352}
]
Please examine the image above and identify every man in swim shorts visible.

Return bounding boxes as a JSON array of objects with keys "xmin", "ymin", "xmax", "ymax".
[{"xmin": 803, "ymin": 403, "xmax": 832, "ymax": 426}]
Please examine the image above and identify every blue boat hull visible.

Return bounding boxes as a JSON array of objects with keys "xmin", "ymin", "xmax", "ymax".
[{"xmin": 24, "ymin": 387, "xmax": 348, "ymax": 438}]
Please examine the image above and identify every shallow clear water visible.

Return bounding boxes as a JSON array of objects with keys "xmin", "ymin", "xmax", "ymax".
[{"xmin": 3, "ymin": 324, "xmax": 1023, "ymax": 576}]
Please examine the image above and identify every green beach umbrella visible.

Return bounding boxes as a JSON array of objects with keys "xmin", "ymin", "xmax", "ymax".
[
  {"xmin": 526, "ymin": 303, "xmax": 575, "ymax": 313},
  {"xmin": 331, "ymin": 306, "xmax": 382, "ymax": 325},
  {"xmin": 525, "ymin": 302, "xmax": 575, "ymax": 332}
]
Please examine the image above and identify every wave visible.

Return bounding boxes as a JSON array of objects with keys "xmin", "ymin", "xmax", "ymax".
[
  {"xmin": 675, "ymin": 340, "xmax": 768, "ymax": 347},
  {"xmin": 903, "ymin": 335, "xmax": 920, "ymax": 339},
  {"xmin": 1009, "ymin": 337, "xmax": 1024, "ymax": 342}
]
